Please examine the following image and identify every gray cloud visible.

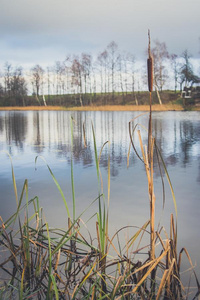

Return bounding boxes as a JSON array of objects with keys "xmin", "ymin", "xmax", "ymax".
[{"xmin": 0, "ymin": 0, "xmax": 199, "ymax": 67}]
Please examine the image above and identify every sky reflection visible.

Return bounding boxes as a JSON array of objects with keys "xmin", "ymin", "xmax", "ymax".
[{"xmin": 0, "ymin": 110, "xmax": 200, "ymax": 278}]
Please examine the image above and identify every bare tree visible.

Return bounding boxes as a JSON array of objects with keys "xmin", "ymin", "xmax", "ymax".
[
  {"xmin": 81, "ymin": 53, "xmax": 91, "ymax": 93},
  {"xmin": 152, "ymin": 40, "xmax": 169, "ymax": 92},
  {"xmin": 97, "ymin": 50, "xmax": 109, "ymax": 95},
  {"xmin": 31, "ymin": 65, "xmax": 45, "ymax": 104},
  {"xmin": 170, "ymin": 54, "xmax": 179, "ymax": 93},
  {"xmin": 46, "ymin": 66, "xmax": 52, "ymax": 101},
  {"xmin": 63, "ymin": 55, "xmax": 72, "ymax": 95},
  {"xmin": 91, "ymin": 65, "xmax": 97, "ymax": 102},
  {"xmin": 127, "ymin": 53, "xmax": 138, "ymax": 104},
  {"xmin": 71, "ymin": 56, "xmax": 83, "ymax": 106},
  {"xmin": 122, "ymin": 52, "xmax": 129, "ymax": 95},
  {"xmin": 118, "ymin": 53, "xmax": 125, "ymax": 101},
  {"xmin": 10, "ymin": 66, "xmax": 27, "ymax": 106},
  {"xmin": 179, "ymin": 50, "xmax": 200, "ymax": 89},
  {"xmin": 118, "ymin": 52, "xmax": 136, "ymax": 103},
  {"xmin": 96, "ymin": 52, "xmax": 104, "ymax": 95},
  {"xmin": 2, "ymin": 64, "xmax": 27, "ymax": 105},
  {"xmin": 54, "ymin": 61, "xmax": 66, "ymax": 95},
  {"xmin": 4, "ymin": 62, "xmax": 12, "ymax": 96},
  {"xmin": 107, "ymin": 41, "xmax": 119, "ymax": 99},
  {"xmin": 81, "ymin": 53, "xmax": 93, "ymax": 104},
  {"xmin": 0, "ymin": 82, "xmax": 4, "ymax": 98}
]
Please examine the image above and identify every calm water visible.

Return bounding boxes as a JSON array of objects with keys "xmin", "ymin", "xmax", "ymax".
[{"xmin": 0, "ymin": 110, "xmax": 200, "ymax": 278}]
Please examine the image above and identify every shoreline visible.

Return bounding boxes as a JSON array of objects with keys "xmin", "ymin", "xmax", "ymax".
[
  {"xmin": 0, "ymin": 104, "xmax": 199, "ymax": 111},
  {"xmin": 0, "ymin": 104, "xmax": 197, "ymax": 111}
]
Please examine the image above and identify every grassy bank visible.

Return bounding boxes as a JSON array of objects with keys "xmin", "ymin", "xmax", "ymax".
[
  {"xmin": 0, "ymin": 103, "xmax": 197, "ymax": 111},
  {"xmin": 1, "ymin": 89, "xmax": 200, "ymax": 111}
]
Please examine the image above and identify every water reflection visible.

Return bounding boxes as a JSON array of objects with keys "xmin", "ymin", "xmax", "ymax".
[
  {"xmin": 0, "ymin": 111, "xmax": 199, "ymax": 180},
  {"xmin": 151, "ymin": 112, "xmax": 200, "ymax": 173},
  {"xmin": 0, "ymin": 110, "xmax": 200, "ymax": 280},
  {"xmin": 0, "ymin": 112, "xmax": 27, "ymax": 154}
]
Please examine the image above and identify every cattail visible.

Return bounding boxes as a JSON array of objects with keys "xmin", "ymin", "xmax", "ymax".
[
  {"xmin": 147, "ymin": 56, "xmax": 153, "ymax": 92},
  {"xmin": 147, "ymin": 30, "xmax": 154, "ymax": 92}
]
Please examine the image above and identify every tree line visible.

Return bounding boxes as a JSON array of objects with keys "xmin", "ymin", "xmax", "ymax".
[{"xmin": 0, "ymin": 40, "xmax": 199, "ymax": 106}]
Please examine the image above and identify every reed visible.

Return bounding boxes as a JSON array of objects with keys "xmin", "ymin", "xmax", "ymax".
[
  {"xmin": 0, "ymin": 33, "xmax": 199, "ymax": 299},
  {"xmin": 147, "ymin": 30, "xmax": 154, "ymax": 95},
  {"xmin": 147, "ymin": 30, "xmax": 154, "ymax": 252},
  {"xmin": 1, "ymin": 119, "xmax": 199, "ymax": 299}
]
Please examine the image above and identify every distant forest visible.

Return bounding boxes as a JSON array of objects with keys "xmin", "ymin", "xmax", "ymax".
[{"xmin": 0, "ymin": 40, "xmax": 200, "ymax": 107}]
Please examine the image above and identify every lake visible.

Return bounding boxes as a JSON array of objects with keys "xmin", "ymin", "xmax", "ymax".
[{"xmin": 0, "ymin": 110, "xmax": 200, "ymax": 280}]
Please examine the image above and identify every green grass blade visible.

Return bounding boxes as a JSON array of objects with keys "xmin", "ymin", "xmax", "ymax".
[
  {"xmin": 4, "ymin": 152, "xmax": 18, "ymax": 206},
  {"xmin": 91, "ymin": 122, "xmax": 100, "ymax": 185},
  {"xmin": 50, "ymin": 274, "xmax": 59, "ymax": 300},
  {"xmin": 35, "ymin": 156, "xmax": 71, "ymax": 218},
  {"xmin": 91, "ymin": 122, "xmax": 104, "ymax": 249},
  {"xmin": 11, "ymin": 179, "xmax": 28, "ymax": 228},
  {"xmin": 46, "ymin": 222, "xmax": 52, "ymax": 298},
  {"xmin": 20, "ymin": 266, "xmax": 25, "ymax": 300},
  {"xmin": 155, "ymin": 143, "xmax": 178, "ymax": 220},
  {"xmin": 51, "ymin": 194, "xmax": 102, "ymax": 255},
  {"xmin": 70, "ymin": 116, "xmax": 76, "ymax": 222}
]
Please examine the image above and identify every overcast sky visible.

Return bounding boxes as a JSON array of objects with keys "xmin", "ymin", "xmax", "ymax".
[{"xmin": 0, "ymin": 0, "xmax": 200, "ymax": 69}]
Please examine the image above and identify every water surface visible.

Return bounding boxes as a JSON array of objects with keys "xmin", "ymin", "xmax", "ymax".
[{"xmin": 0, "ymin": 110, "xmax": 199, "ymax": 278}]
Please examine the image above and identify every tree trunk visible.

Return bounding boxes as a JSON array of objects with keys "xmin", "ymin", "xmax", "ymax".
[
  {"xmin": 35, "ymin": 95, "xmax": 41, "ymax": 105},
  {"xmin": 155, "ymin": 85, "xmax": 162, "ymax": 105},
  {"xmin": 43, "ymin": 95, "xmax": 47, "ymax": 106},
  {"xmin": 135, "ymin": 94, "xmax": 138, "ymax": 105},
  {"xmin": 79, "ymin": 93, "xmax": 83, "ymax": 106}
]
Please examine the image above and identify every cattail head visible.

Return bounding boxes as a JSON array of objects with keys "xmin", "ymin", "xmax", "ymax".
[
  {"xmin": 147, "ymin": 30, "xmax": 154, "ymax": 92},
  {"xmin": 147, "ymin": 56, "xmax": 153, "ymax": 92}
]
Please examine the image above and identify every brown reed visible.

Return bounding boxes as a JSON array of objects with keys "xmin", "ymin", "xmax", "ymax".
[{"xmin": 147, "ymin": 30, "xmax": 154, "ymax": 94}]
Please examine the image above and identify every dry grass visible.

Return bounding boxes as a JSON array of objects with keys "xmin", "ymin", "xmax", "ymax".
[
  {"xmin": 0, "ymin": 104, "xmax": 185, "ymax": 111},
  {"xmin": 1, "ymin": 121, "xmax": 199, "ymax": 299}
]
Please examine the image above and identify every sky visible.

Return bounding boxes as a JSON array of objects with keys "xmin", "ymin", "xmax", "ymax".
[{"xmin": 0, "ymin": 0, "xmax": 200, "ymax": 69}]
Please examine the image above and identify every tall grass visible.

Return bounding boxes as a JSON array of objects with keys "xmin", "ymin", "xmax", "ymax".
[{"xmin": 0, "ymin": 33, "xmax": 200, "ymax": 299}]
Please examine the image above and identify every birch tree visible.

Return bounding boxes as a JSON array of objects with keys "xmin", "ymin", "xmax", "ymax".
[
  {"xmin": 152, "ymin": 40, "xmax": 169, "ymax": 92},
  {"xmin": 107, "ymin": 41, "xmax": 119, "ymax": 99}
]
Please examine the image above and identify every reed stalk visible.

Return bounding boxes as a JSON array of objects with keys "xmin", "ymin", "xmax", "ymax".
[
  {"xmin": 147, "ymin": 30, "xmax": 156, "ymax": 298},
  {"xmin": 147, "ymin": 30, "xmax": 156, "ymax": 265}
]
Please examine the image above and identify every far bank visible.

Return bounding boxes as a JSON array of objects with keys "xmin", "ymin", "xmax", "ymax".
[{"xmin": 0, "ymin": 104, "xmax": 200, "ymax": 111}]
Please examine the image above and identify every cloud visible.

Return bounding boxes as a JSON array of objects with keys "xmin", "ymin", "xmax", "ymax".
[{"xmin": 0, "ymin": 0, "xmax": 199, "ymax": 66}]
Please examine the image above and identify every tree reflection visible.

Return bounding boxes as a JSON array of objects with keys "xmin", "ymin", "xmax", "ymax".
[
  {"xmin": 33, "ymin": 112, "xmax": 42, "ymax": 153},
  {"xmin": 179, "ymin": 120, "xmax": 199, "ymax": 167},
  {"xmin": 3, "ymin": 112, "xmax": 27, "ymax": 152},
  {"xmin": 197, "ymin": 160, "xmax": 200, "ymax": 183},
  {"xmin": 0, "ymin": 111, "xmax": 199, "ymax": 181}
]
